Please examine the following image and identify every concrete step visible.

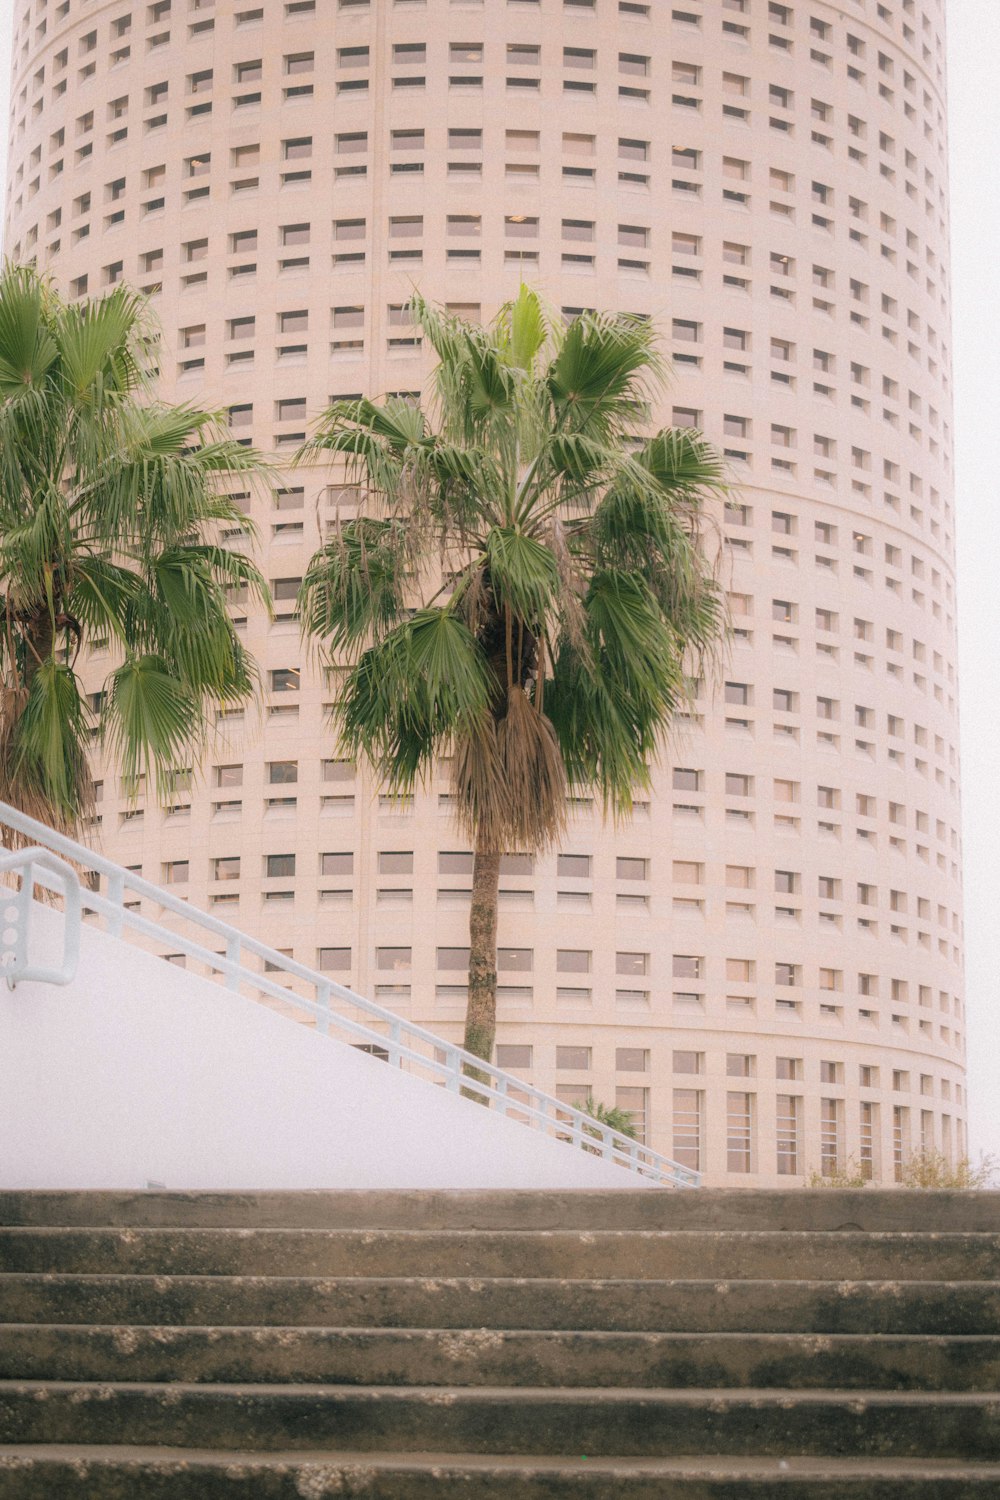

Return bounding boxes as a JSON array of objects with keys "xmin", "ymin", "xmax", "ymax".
[
  {"xmin": 4, "ymin": 1190, "xmax": 1000, "ymax": 1234},
  {"xmin": 2, "ymin": 1326, "xmax": 998, "ymax": 1391},
  {"xmin": 3, "ymin": 1448, "xmax": 1000, "ymax": 1499},
  {"xmin": 3, "ymin": 1274, "xmax": 997, "ymax": 1334},
  {"xmin": 4, "ymin": 1227, "xmax": 998, "ymax": 1282},
  {"xmin": 2, "ymin": 1383, "xmax": 999, "ymax": 1458}
]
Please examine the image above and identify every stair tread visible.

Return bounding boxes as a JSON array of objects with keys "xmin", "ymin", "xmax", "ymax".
[
  {"xmin": 3, "ymin": 1446, "xmax": 1000, "ymax": 1476},
  {"xmin": 5, "ymin": 1189, "xmax": 1000, "ymax": 1233},
  {"xmin": 7, "ymin": 1229, "xmax": 993, "ymax": 1285},
  {"xmin": 2, "ymin": 1379, "xmax": 998, "ymax": 1402},
  {"xmin": 7, "ymin": 1272, "xmax": 1000, "ymax": 1286},
  {"xmin": 3, "ymin": 1326, "xmax": 996, "ymax": 1393},
  {"xmin": 6, "ymin": 1227, "xmax": 997, "ymax": 1238},
  {"xmin": 5, "ymin": 1324, "xmax": 999, "ymax": 1340}
]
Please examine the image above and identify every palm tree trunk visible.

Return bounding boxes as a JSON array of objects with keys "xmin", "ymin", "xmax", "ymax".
[
  {"xmin": 462, "ymin": 842, "xmax": 501, "ymax": 1098},
  {"xmin": 22, "ymin": 603, "xmax": 54, "ymax": 688}
]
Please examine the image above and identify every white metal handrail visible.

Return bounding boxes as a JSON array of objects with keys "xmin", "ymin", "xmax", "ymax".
[
  {"xmin": 0, "ymin": 847, "xmax": 81, "ymax": 989},
  {"xmin": 0, "ymin": 800, "xmax": 700, "ymax": 1188}
]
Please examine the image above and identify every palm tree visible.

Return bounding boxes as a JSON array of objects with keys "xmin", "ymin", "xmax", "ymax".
[
  {"xmin": 298, "ymin": 288, "xmax": 725, "ymax": 1074},
  {"xmin": 0, "ymin": 264, "xmax": 270, "ymax": 838},
  {"xmin": 583, "ymin": 1096, "xmax": 638, "ymax": 1142}
]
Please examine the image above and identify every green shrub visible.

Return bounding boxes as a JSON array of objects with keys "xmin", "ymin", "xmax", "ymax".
[
  {"xmin": 803, "ymin": 1151, "xmax": 998, "ymax": 1189},
  {"xmin": 805, "ymin": 1156, "xmax": 871, "ymax": 1189},
  {"xmin": 897, "ymin": 1151, "xmax": 998, "ymax": 1189}
]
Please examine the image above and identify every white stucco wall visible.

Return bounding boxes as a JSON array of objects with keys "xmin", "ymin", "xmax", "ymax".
[{"xmin": 0, "ymin": 905, "xmax": 645, "ymax": 1191}]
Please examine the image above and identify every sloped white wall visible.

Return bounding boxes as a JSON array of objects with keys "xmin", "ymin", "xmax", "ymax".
[{"xmin": 0, "ymin": 905, "xmax": 647, "ymax": 1191}]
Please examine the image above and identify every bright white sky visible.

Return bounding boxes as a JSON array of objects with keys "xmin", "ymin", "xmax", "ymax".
[
  {"xmin": 947, "ymin": 0, "xmax": 1000, "ymax": 1160},
  {"xmin": 0, "ymin": 1, "xmax": 997, "ymax": 1157}
]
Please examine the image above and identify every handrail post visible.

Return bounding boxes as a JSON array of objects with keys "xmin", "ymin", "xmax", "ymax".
[
  {"xmin": 105, "ymin": 871, "xmax": 125, "ymax": 938},
  {"xmin": 225, "ymin": 935, "xmax": 241, "ymax": 992},
  {"xmin": 316, "ymin": 981, "xmax": 331, "ymax": 1035}
]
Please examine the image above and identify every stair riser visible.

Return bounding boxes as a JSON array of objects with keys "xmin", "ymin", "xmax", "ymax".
[
  {"xmin": 4, "ymin": 1230, "xmax": 998, "ymax": 1282},
  {"xmin": 3, "ymin": 1329, "xmax": 998, "ymax": 1393},
  {"xmin": 3, "ymin": 1276, "xmax": 997, "ymax": 1334},
  {"xmin": 5, "ymin": 1191, "xmax": 1000, "ymax": 1233},
  {"xmin": 2, "ymin": 1458, "xmax": 1000, "ymax": 1499},
  {"xmin": 2, "ymin": 1388, "xmax": 1000, "ymax": 1458}
]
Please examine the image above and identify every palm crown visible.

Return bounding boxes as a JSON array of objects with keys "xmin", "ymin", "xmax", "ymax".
[
  {"xmin": 299, "ymin": 288, "xmax": 727, "ymax": 1065},
  {"xmin": 0, "ymin": 264, "xmax": 270, "ymax": 835}
]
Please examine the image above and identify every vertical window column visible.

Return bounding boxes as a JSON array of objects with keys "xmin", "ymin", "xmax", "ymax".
[
  {"xmin": 672, "ymin": 1088, "xmax": 703, "ymax": 1172},
  {"xmin": 893, "ymin": 1105, "xmax": 909, "ymax": 1182},
  {"xmin": 859, "ymin": 1101, "xmax": 879, "ymax": 1181},
  {"xmin": 616, "ymin": 1087, "xmax": 648, "ymax": 1146},
  {"xmin": 726, "ymin": 1092, "xmax": 755, "ymax": 1173},
  {"xmin": 776, "ymin": 1094, "xmax": 802, "ymax": 1175},
  {"xmin": 821, "ymin": 1097, "xmax": 844, "ymax": 1176}
]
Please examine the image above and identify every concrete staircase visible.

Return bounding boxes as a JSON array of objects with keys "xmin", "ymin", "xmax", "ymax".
[{"xmin": 0, "ymin": 1189, "xmax": 999, "ymax": 1497}]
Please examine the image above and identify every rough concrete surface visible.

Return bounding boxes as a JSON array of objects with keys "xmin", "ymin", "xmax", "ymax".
[{"xmin": 1, "ymin": 1191, "xmax": 998, "ymax": 1496}]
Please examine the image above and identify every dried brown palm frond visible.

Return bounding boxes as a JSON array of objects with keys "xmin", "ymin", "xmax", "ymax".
[
  {"xmin": 452, "ymin": 685, "xmax": 567, "ymax": 854},
  {"xmin": 546, "ymin": 516, "xmax": 588, "ymax": 656}
]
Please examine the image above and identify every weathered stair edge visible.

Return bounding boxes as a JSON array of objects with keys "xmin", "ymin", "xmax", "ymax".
[
  {"xmin": 4, "ymin": 1227, "xmax": 998, "ymax": 1282},
  {"xmin": 4, "ymin": 1190, "xmax": 1000, "ymax": 1232},
  {"xmin": 2, "ymin": 1449, "xmax": 1000, "ymax": 1500},
  {"xmin": 3, "ymin": 1327, "xmax": 998, "ymax": 1392},
  {"xmin": 2, "ymin": 1384, "xmax": 1000, "ymax": 1459},
  {"xmin": 3, "ymin": 1276, "xmax": 998, "ymax": 1335}
]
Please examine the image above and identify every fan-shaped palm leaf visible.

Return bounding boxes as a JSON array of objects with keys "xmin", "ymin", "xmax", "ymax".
[{"xmin": 299, "ymin": 519, "xmax": 409, "ymax": 656}]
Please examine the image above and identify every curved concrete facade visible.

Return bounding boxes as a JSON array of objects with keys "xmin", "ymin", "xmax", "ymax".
[{"xmin": 5, "ymin": 0, "xmax": 964, "ymax": 1184}]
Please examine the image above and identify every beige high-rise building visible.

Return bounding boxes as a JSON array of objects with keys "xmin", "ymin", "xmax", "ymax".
[{"xmin": 5, "ymin": 0, "xmax": 964, "ymax": 1185}]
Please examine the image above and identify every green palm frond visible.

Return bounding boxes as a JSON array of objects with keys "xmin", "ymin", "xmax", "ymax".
[
  {"xmin": 138, "ymin": 548, "xmax": 260, "ymax": 696},
  {"xmin": 102, "ymin": 655, "xmax": 203, "ymax": 799},
  {"xmin": 55, "ymin": 284, "xmax": 149, "ymax": 406},
  {"xmin": 583, "ymin": 569, "xmax": 686, "ymax": 716},
  {"xmin": 638, "ymin": 426, "xmax": 728, "ymax": 495},
  {"xmin": 406, "ymin": 608, "xmax": 490, "ymax": 714},
  {"xmin": 182, "ymin": 545, "xmax": 270, "ymax": 611},
  {"xmin": 0, "ymin": 265, "xmax": 271, "ymax": 833},
  {"xmin": 499, "ymin": 284, "xmax": 549, "ymax": 373},
  {"xmin": 540, "ymin": 431, "xmax": 619, "ymax": 502},
  {"xmin": 0, "ymin": 491, "xmax": 68, "ymax": 608},
  {"xmin": 339, "ymin": 609, "xmax": 490, "ymax": 789},
  {"xmin": 66, "ymin": 556, "xmax": 143, "ymax": 641},
  {"xmin": 547, "ymin": 312, "xmax": 663, "ymax": 437},
  {"xmin": 484, "ymin": 527, "xmax": 561, "ymax": 626},
  {"xmin": 461, "ymin": 332, "xmax": 518, "ymax": 419},
  {"xmin": 298, "ymin": 519, "xmax": 410, "ymax": 655},
  {"xmin": 216, "ymin": 630, "xmax": 259, "ymax": 704},
  {"xmin": 5, "ymin": 661, "xmax": 91, "ymax": 827},
  {"xmin": 0, "ymin": 266, "xmax": 59, "ymax": 397},
  {"xmin": 307, "ymin": 395, "xmax": 425, "ymax": 454}
]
